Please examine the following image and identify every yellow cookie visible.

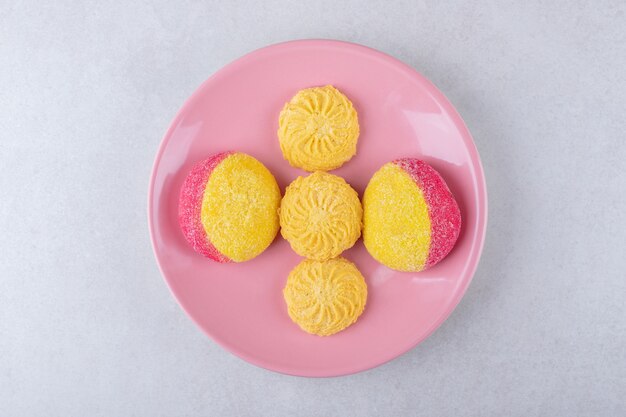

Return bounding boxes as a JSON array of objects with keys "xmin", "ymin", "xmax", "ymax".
[
  {"xmin": 279, "ymin": 172, "xmax": 362, "ymax": 260},
  {"xmin": 278, "ymin": 85, "xmax": 359, "ymax": 171},
  {"xmin": 363, "ymin": 159, "xmax": 461, "ymax": 271},
  {"xmin": 283, "ymin": 257, "xmax": 367, "ymax": 336},
  {"xmin": 179, "ymin": 151, "xmax": 281, "ymax": 263}
]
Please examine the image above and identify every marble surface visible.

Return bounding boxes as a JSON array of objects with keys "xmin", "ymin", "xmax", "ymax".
[{"xmin": 1, "ymin": 1, "xmax": 624, "ymax": 416}]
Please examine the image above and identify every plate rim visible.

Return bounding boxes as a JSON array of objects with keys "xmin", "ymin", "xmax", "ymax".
[{"xmin": 148, "ymin": 39, "xmax": 488, "ymax": 377}]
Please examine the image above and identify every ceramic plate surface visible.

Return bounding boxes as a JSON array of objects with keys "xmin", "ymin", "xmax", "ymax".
[{"xmin": 148, "ymin": 40, "xmax": 487, "ymax": 377}]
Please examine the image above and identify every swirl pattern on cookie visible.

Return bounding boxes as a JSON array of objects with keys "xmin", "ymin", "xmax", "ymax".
[
  {"xmin": 278, "ymin": 85, "xmax": 359, "ymax": 171},
  {"xmin": 279, "ymin": 172, "xmax": 362, "ymax": 260},
  {"xmin": 283, "ymin": 258, "xmax": 367, "ymax": 336}
]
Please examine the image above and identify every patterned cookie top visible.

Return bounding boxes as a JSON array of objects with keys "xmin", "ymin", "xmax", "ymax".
[
  {"xmin": 283, "ymin": 257, "xmax": 367, "ymax": 336},
  {"xmin": 278, "ymin": 85, "xmax": 359, "ymax": 171},
  {"xmin": 279, "ymin": 171, "xmax": 362, "ymax": 260}
]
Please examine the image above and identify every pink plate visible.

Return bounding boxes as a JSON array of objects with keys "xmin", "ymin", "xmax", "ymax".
[{"xmin": 148, "ymin": 40, "xmax": 487, "ymax": 377}]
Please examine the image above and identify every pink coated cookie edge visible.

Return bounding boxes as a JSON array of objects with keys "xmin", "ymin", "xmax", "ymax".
[
  {"xmin": 394, "ymin": 158, "xmax": 462, "ymax": 269},
  {"xmin": 178, "ymin": 151, "xmax": 234, "ymax": 262}
]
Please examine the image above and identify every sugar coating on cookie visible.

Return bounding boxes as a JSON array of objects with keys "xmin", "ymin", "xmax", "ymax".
[
  {"xmin": 178, "ymin": 152, "xmax": 281, "ymax": 262},
  {"xmin": 278, "ymin": 85, "xmax": 359, "ymax": 171},
  {"xmin": 283, "ymin": 257, "xmax": 367, "ymax": 336},
  {"xmin": 279, "ymin": 171, "xmax": 362, "ymax": 260},
  {"xmin": 363, "ymin": 159, "xmax": 461, "ymax": 272}
]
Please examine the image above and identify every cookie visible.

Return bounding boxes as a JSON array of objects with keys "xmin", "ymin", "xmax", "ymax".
[
  {"xmin": 363, "ymin": 158, "xmax": 461, "ymax": 272},
  {"xmin": 178, "ymin": 152, "xmax": 281, "ymax": 262},
  {"xmin": 278, "ymin": 85, "xmax": 359, "ymax": 171},
  {"xmin": 279, "ymin": 171, "xmax": 362, "ymax": 260},
  {"xmin": 283, "ymin": 257, "xmax": 367, "ymax": 336}
]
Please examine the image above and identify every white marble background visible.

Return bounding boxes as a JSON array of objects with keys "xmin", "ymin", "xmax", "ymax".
[{"xmin": 1, "ymin": 1, "xmax": 625, "ymax": 416}]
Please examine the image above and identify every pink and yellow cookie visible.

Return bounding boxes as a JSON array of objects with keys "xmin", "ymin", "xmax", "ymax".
[
  {"xmin": 363, "ymin": 158, "xmax": 461, "ymax": 272},
  {"xmin": 178, "ymin": 151, "xmax": 281, "ymax": 263}
]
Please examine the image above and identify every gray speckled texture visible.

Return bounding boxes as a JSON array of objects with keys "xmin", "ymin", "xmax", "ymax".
[{"xmin": 1, "ymin": 1, "xmax": 625, "ymax": 416}]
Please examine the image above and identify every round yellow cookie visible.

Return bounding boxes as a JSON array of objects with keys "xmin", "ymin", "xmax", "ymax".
[
  {"xmin": 278, "ymin": 85, "xmax": 359, "ymax": 171},
  {"xmin": 279, "ymin": 172, "xmax": 362, "ymax": 260},
  {"xmin": 283, "ymin": 257, "xmax": 367, "ymax": 336}
]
